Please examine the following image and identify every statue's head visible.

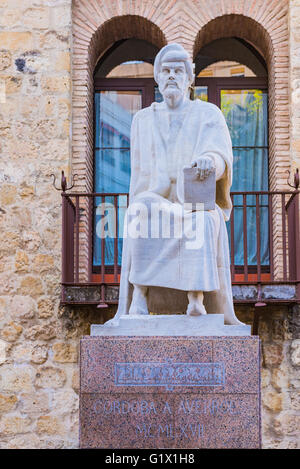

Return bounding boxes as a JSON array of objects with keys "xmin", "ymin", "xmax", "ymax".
[{"xmin": 154, "ymin": 44, "xmax": 194, "ymax": 105}]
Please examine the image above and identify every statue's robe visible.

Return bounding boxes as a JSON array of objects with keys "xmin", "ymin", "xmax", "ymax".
[{"xmin": 113, "ymin": 98, "xmax": 242, "ymax": 325}]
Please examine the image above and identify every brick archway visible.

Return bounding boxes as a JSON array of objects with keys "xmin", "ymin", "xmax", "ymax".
[
  {"xmin": 72, "ymin": 4, "xmax": 169, "ymax": 191},
  {"xmin": 72, "ymin": 0, "xmax": 289, "ymax": 192},
  {"xmin": 72, "ymin": 6, "xmax": 169, "ymax": 278}
]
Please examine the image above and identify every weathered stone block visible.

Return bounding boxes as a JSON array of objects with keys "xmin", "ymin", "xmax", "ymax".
[
  {"xmin": 263, "ymin": 343, "xmax": 283, "ymax": 367},
  {"xmin": 0, "ymin": 416, "xmax": 32, "ymax": 435},
  {"xmin": 10, "ymin": 295, "xmax": 36, "ymax": 321},
  {"xmin": 18, "ymin": 276, "xmax": 44, "ymax": 297},
  {"xmin": 23, "ymin": 7, "xmax": 50, "ymax": 30},
  {"xmin": 11, "ymin": 343, "xmax": 33, "ymax": 362},
  {"xmin": 24, "ymin": 324, "xmax": 56, "ymax": 341},
  {"xmin": 290, "ymin": 340, "xmax": 300, "ymax": 366},
  {"xmin": 0, "ymin": 339, "xmax": 7, "ymax": 365},
  {"xmin": 32, "ymin": 254, "xmax": 54, "ymax": 272},
  {"xmin": 0, "ymin": 8, "xmax": 22, "ymax": 28},
  {"xmin": 0, "ymin": 32, "xmax": 33, "ymax": 51},
  {"xmin": 41, "ymin": 76, "xmax": 70, "ymax": 94},
  {"xmin": 0, "ymin": 183, "xmax": 17, "ymax": 205},
  {"xmin": 0, "ymin": 393, "xmax": 18, "ymax": 413},
  {"xmin": 0, "ymin": 49, "xmax": 11, "ymax": 71},
  {"xmin": 289, "ymin": 391, "xmax": 300, "ymax": 410},
  {"xmin": 0, "ymin": 321, "xmax": 22, "ymax": 342},
  {"xmin": 31, "ymin": 344, "xmax": 48, "ymax": 364},
  {"xmin": 51, "ymin": 390, "xmax": 79, "ymax": 415},
  {"xmin": 53, "ymin": 343, "xmax": 78, "ymax": 363},
  {"xmin": 36, "ymin": 415, "xmax": 62, "ymax": 435},
  {"xmin": 0, "ymin": 366, "xmax": 34, "ymax": 393},
  {"xmin": 0, "ymin": 75, "xmax": 22, "ymax": 95},
  {"xmin": 15, "ymin": 251, "xmax": 29, "ymax": 273},
  {"xmin": 20, "ymin": 392, "xmax": 49, "ymax": 415},
  {"xmin": 39, "ymin": 31, "xmax": 70, "ymax": 50},
  {"xmin": 262, "ymin": 391, "xmax": 283, "ymax": 412},
  {"xmin": 274, "ymin": 414, "xmax": 300, "ymax": 436},
  {"xmin": 271, "ymin": 368, "xmax": 289, "ymax": 391},
  {"xmin": 35, "ymin": 366, "xmax": 66, "ymax": 389},
  {"xmin": 54, "ymin": 52, "xmax": 71, "ymax": 72},
  {"xmin": 37, "ymin": 298, "xmax": 54, "ymax": 319},
  {"xmin": 0, "ymin": 231, "xmax": 21, "ymax": 255}
]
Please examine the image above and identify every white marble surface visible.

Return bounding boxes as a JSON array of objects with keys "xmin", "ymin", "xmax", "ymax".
[
  {"xmin": 112, "ymin": 43, "xmax": 243, "ymax": 327},
  {"xmin": 91, "ymin": 315, "xmax": 251, "ymax": 337}
]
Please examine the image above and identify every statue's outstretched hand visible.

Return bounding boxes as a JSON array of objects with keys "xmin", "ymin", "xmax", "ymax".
[{"xmin": 190, "ymin": 156, "xmax": 215, "ymax": 181}]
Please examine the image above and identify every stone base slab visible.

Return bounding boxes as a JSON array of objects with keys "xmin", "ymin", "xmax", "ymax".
[
  {"xmin": 90, "ymin": 314, "xmax": 251, "ymax": 336},
  {"xmin": 80, "ymin": 335, "xmax": 261, "ymax": 449}
]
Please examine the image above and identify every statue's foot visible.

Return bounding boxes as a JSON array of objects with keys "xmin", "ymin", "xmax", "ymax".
[
  {"xmin": 186, "ymin": 291, "xmax": 207, "ymax": 316},
  {"xmin": 128, "ymin": 285, "xmax": 149, "ymax": 315},
  {"xmin": 186, "ymin": 303, "xmax": 207, "ymax": 316}
]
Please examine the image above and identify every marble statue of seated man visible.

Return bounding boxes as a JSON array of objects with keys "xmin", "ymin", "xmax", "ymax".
[{"xmin": 113, "ymin": 43, "xmax": 242, "ymax": 326}]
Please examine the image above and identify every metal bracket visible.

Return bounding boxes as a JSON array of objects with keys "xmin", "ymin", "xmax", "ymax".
[{"xmin": 51, "ymin": 170, "xmax": 78, "ymax": 192}]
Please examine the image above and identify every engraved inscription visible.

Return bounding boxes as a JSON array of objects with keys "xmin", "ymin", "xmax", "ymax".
[
  {"xmin": 91, "ymin": 397, "xmax": 240, "ymax": 442},
  {"xmin": 135, "ymin": 422, "xmax": 204, "ymax": 439},
  {"xmin": 115, "ymin": 362, "xmax": 225, "ymax": 390},
  {"xmin": 93, "ymin": 398, "xmax": 239, "ymax": 417}
]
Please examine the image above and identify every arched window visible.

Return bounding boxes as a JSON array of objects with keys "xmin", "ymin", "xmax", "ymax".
[{"xmin": 92, "ymin": 37, "xmax": 268, "ymax": 280}]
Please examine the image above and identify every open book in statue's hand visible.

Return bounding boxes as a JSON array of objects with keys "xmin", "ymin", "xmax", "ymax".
[{"xmin": 183, "ymin": 166, "xmax": 216, "ymax": 210}]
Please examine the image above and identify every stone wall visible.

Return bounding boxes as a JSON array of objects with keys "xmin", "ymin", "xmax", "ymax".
[
  {"xmin": 0, "ymin": 0, "xmax": 299, "ymax": 449},
  {"xmin": 0, "ymin": 0, "xmax": 78, "ymax": 448},
  {"xmin": 242, "ymin": 304, "xmax": 300, "ymax": 449}
]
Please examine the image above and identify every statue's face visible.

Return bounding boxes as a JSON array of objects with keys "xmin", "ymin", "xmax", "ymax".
[{"xmin": 158, "ymin": 61, "xmax": 189, "ymax": 102}]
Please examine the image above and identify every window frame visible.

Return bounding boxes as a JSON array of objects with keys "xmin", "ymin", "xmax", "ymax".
[{"xmin": 194, "ymin": 76, "xmax": 268, "ymax": 106}]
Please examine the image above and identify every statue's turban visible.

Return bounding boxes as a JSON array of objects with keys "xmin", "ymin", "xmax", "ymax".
[{"xmin": 154, "ymin": 43, "xmax": 194, "ymax": 85}]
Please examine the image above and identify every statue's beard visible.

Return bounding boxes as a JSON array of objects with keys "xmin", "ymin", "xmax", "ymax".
[{"xmin": 162, "ymin": 86, "xmax": 183, "ymax": 107}]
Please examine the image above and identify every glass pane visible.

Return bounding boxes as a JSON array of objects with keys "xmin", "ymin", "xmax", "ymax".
[
  {"xmin": 95, "ymin": 91, "xmax": 141, "ymax": 150},
  {"xmin": 94, "ymin": 90, "xmax": 142, "ymax": 267},
  {"xmin": 95, "ymin": 149, "xmax": 130, "ymax": 194},
  {"xmin": 221, "ymin": 89, "xmax": 269, "ymax": 266},
  {"xmin": 93, "ymin": 195, "xmax": 128, "ymax": 266},
  {"xmin": 94, "ymin": 90, "xmax": 142, "ymax": 192},
  {"xmin": 221, "ymin": 90, "xmax": 268, "ymax": 147},
  {"xmin": 193, "ymin": 86, "xmax": 208, "ymax": 102}
]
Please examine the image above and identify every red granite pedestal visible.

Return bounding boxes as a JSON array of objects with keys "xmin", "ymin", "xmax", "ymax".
[{"xmin": 80, "ymin": 336, "xmax": 261, "ymax": 449}]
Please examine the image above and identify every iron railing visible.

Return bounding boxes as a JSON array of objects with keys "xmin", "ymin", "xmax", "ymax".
[{"xmin": 61, "ymin": 190, "xmax": 300, "ymax": 305}]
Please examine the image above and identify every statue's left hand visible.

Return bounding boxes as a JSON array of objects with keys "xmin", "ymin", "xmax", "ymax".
[{"xmin": 191, "ymin": 156, "xmax": 215, "ymax": 181}]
